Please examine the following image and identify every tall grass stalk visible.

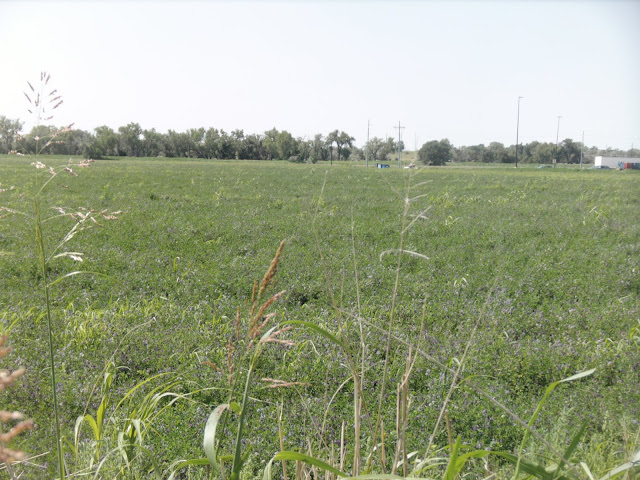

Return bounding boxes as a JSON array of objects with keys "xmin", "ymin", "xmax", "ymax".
[
  {"xmin": 6, "ymin": 72, "xmax": 116, "ymax": 479},
  {"xmin": 34, "ymin": 197, "xmax": 65, "ymax": 479},
  {"xmin": 309, "ymin": 173, "xmax": 378, "ymax": 471},
  {"xmin": 27, "ymin": 72, "xmax": 71, "ymax": 480},
  {"xmin": 201, "ymin": 241, "xmax": 291, "ymax": 480}
]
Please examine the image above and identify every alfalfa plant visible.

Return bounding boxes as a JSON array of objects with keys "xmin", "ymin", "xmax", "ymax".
[
  {"xmin": 261, "ymin": 169, "xmax": 624, "ymax": 480},
  {"xmin": 0, "ymin": 72, "xmax": 119, "ymax": 480}
]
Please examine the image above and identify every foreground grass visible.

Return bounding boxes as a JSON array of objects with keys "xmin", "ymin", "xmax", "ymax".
[{"xmin": 0, "ymin": 156, "xmax": 638, "ymax": 478}]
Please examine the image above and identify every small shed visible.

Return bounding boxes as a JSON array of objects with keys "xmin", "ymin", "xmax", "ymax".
[{"xmin": 595, "ymin": 156, "xmax": 640, "ymax": 168}]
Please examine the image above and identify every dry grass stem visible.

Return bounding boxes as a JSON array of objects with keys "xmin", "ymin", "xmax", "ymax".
[
  {"xmin": 201, "ymin": 360, "xmax": 220, "ymax": 371},
  {"xmin": 0, "ymin": 336, "xmax": 33, "ymax": 466},
  {"xmin": 0, "ymin": 412, "xmax": 25, "ymax": 423},
  {"xmin": 259, "ymin": 326, "xmax": 294, "ymax": 346},
  {"xmin": 226, "ymin": 337, "xmax": 236, "ymax": 386},
  {"xmin": 261, "ymin": 378, "xmax": 310, "ymax": 388},
  {"xmin": 0, "ymin": 368, "xmax": 26, "ymax": 392}
]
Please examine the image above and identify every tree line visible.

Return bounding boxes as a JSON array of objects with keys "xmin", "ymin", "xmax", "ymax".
[
  {"xmin": 0, "ymin": 116, "xmax": 357, "ymax": 163},
  {"xmin": 1, "ymin": 115, "xmax": 637, "ymax": 164},
  {"xmin": 418, "ymin": 138, "xmax": 640, "ymax": 166}
]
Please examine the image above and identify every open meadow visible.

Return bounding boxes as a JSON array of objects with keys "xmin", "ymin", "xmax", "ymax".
[{"xmin": 1, "ymin": 155, "xmax": 638, "ymax": 479}]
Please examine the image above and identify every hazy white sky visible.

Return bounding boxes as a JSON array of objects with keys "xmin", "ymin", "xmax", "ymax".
[{"xmin": 1, "ymin": 0, "xmax": 639, "ymax": 149}]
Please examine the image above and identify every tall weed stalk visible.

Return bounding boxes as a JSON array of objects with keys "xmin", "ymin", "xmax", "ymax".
[{"xmin": 197, "ymin": 241, "xmax": 296, "ymax": 480}]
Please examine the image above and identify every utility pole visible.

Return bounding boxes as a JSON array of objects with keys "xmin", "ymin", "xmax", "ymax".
[
  {"xmin": 554, "ymin": 115, "xmax": 562, "ymax": 167},
  {"xmin": 366, "ymin": 120, "xmax": 370, "ymax": 167},
  {"xmin": 580, "ymin": 130, "xmax": 584, "ymax": 169},
  {"xmin": 515, "ymin": 96, "xmax": 523, "ymax": 168},
  {"xmin": 394, "ymin": 121, "xmax": 405, "ymax": 168}
]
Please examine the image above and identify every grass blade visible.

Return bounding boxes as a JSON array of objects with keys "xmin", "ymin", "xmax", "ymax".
[
  {"xmin": 598, "ymin": 449, "xmax": 640, "ymax": 480},
  {"xmin": 552, "ymin": 422, "xmax": 588, "ymax": 477},
  {"xmin": 265, "ymin": 451, "xmax": 347, "ymax": 480},
  {"xmin": 285, "ymin": 320, "xmax": 347, "ymax": 351},
  {"xmin": 203, "ymin": 403, "xmax": 230, "ymax": 473}
]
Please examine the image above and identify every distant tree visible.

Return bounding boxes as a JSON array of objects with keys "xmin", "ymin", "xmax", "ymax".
[
  {"xmin": 217, "ymin": 130, "xmax": 235, "ymax": 159},
  {"xmin": 19, "ymin": 125, "xmax": 53, "ymax": 154},
  {"xmin": 242, "ymin": 133, "xmax": 264, "ymax": 160},
  {"xmin": 276, "ymin": 130, "xmax": 296, "ymax": 160},
  {"xmin": 310, "ymin": 134, "xmax": 328, "ymax": 163},
  {"xmin": 263, "ymin": 128, "xmax": 279, "ymax": 160},
  {"xmin": 64, "ymin": 129, "xmax": 93, "ymax": 156},
  {"xmin": 187, "ymin": 128, "xmax": 205, "ymax": 158},
  {"xmin": 559, "ymin": 138, "xmax": 581, "ymax": 163},
  {"xmin": 326, "ymin": 130, "xmax": 355, "ymax": 163},
  {"xmin": 384, "ymin": 137, "xmax": 397, "ymax": 159},
  {"xmin": 298, "ymin": 138, "xmax": 314, "ymax": 163},
  {"xmin": 93, "ymin": 126, "xmax": 119, "ymax": 157},
  {"xmin": 365, "ymin": 137, "xmax": 387, "ymax": 162},
  {"xmin": 337, "ymin": 131, "xmax": 355, "ymax": 160},
  {"xmin": 325, "ymin": 132, "xmax": 336, "ymax": 164},
  {"xmin": 0, "ymin": 115, "xmax": 23, "ymax": 153},
  {"xmin": 487, "ymin": 142, "xmax": 510, "ymax": 163},
  {"xmin": 521, "ymin": 141, "xmax": 539, "ymax": 163},
  {"xmin": 456, "ymin": 144, "xmax": 486, "ymax": 163},
  {"xmin": 164, "ymin": 130, "xmax": 186, "ymax": 157},
  {"xmin": 203, "ymin": 128, "xmax": 221, "ymax": 159},
  {"xmin": 349, "ymin": 145, "xmax": 363, "ymax": 161},
  {"xmin": 418, "ymin": 139, "xmax": 452, "ymax": 166},
  {"xmin": 627, "ymin": 148, "xmax": 640, "ymax": 158},
  {"xmin": 533, "ymin": 142, "xmax": 555, "ymax": 164},
  {"xmin": 118, "ymin": 123, "xmax": 143, "ymax": 156},
  {"xmin": 231, "ymin": 129, "xmax": 245, "ymax": 159},
  {"xmin": 141, "ymin": 128, "xmax": 166, "ymax": 157}
]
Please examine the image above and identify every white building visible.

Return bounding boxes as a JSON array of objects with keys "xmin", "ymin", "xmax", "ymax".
[{"xmin": 594, "ymin": 156, "xmax": 640, "ymax": 168}]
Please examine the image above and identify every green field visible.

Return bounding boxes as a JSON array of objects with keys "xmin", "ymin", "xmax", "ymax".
[{"xmin": 1, "ymin": 156, "xmax": 638, "ymax": 479}]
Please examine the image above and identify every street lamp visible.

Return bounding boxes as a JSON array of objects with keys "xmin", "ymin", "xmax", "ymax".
[
  {"xmin": 554, "ymin": 115, "xmax": 562, "ymax": 167},
  {"xmin": 515, "ymin": 96, "xmax": 523, "ymax": 168},
  {"xmin": 580, "ymin": 130, "xmax": 584, "ymax": 169}
]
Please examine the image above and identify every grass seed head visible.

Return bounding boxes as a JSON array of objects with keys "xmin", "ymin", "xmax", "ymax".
[
  {"xmin": 261, "ymin": 378, "xmax": 310, "ymax": 388},
  {"xmin": 0, "ymin": 336, "xmax": 33, "ymax": 465},
  {"xmin": 259, "ymin": 239, "xmax": 285, "ymax": 297}
]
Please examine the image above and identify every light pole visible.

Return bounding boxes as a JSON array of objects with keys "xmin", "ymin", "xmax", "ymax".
[
  {"xmin": 515, "ymin": 96, "xmax": 523, "ymax": 168},
  {"xmin": 366, "ymin": 120, "xmax": 370, "ymax": 167},
  {"xmin": 554, "ymin": 115, "xmax": 562, "ymax": 167},
  {"xmin": 394, "ymin": 121, "xmax": 405, "ymax": 168},
  {"xmin": 580, "ymin": 130, "xmax": 584, "ymax": 169}
]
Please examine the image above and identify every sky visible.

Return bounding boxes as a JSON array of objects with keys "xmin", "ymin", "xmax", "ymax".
[{"xmin": 1, "ymin": 0, "xmax": 639, "ymax": 150}]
